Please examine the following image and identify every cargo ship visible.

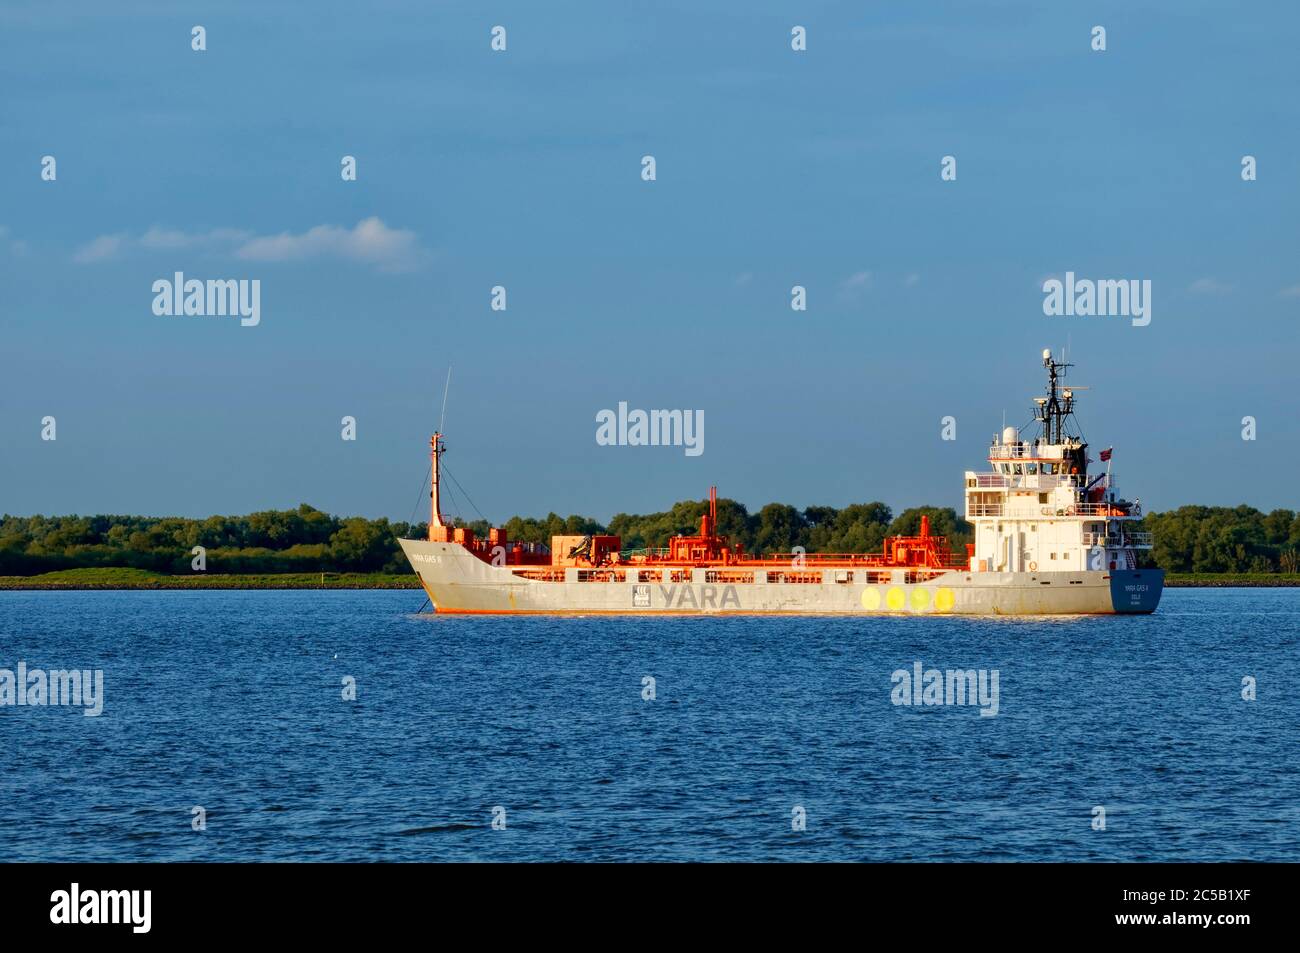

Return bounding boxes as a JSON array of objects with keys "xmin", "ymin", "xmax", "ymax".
[{"xmin": 399, "ymin": 351, "xmax": 1163, "ymax": 614}]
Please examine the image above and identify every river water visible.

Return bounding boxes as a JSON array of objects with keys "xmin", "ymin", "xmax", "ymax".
[{"xmin": 0, "ymin": 588, "xmax": 1296, "ymax": 861}]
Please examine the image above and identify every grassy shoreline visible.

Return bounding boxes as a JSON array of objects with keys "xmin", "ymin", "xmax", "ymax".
[
  {"xmin": 1163, "ymin": 573, "xmax": 1300, "ymax": 587},
  {"xmin": 0, "ymin": 568, "xmax": 420, "ymax": 590},
  {"xmin": 0, "ymin": 567, "xmax": 1297, "ymax": 590}
]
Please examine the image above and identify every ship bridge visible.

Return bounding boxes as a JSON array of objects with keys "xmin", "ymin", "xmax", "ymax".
[{"xmin": 964, "ymin": 351, "xmax": 1152, "ymax": 574}]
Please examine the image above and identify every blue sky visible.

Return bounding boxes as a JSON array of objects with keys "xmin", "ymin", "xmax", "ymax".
[{"xmin": 1, "ymin": 1, "xmax": 1296, "ymax": 523}]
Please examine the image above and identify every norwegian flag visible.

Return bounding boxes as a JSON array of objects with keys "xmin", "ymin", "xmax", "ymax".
[{"xmin": 1099, "ymin": 447, "xmax": 1113, "ymax": 462}]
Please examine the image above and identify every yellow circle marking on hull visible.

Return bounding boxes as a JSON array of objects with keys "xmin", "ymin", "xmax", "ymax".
[
  {"xmin": 934, "ymin": 587, "xmax": 955, "ymax": 612},
  {"xmin": 911, "ymin": 587, "xmax": 931, "ymax": 611},
  {"xmin": 886, "ymin": 587, "xmax": 906, "ymax": 611},
  {"xmin": 861, "ymin": 587, "xmax": 881, "ymax": 610}
]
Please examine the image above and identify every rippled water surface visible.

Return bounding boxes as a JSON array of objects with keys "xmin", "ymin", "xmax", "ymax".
[{"xmin": 1, "ymin": 588, "xmax": 1297, "ymax": 861}]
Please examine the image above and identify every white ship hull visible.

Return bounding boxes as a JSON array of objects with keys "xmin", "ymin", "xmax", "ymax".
[{"xmin": 399, "ymin": 539, "xmax": 1164, "ymax": 615}]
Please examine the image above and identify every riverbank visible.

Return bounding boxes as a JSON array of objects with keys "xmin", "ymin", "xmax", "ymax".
[
  {"xmin": 1163, "ymin": 573, "xmax": 1300, "ymax": 587},
  {"xmin": 0, "ymin": 567, "xmax": 1297, "ymax": 590},
  {"xmin": 0, "ymin": 568, "xmax": 420, "ymax": 590}
]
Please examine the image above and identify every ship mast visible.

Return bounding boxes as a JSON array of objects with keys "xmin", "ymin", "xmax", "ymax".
[
  {"xmin": 1035, "ymin": 349, "xmax": 1075, "ymax": 445},
  {"xmin": 429, "ymin": 366, "xmax": 453, "ymax": 541},
  {"xmin": 429, "ymin": 432, "xmax": 446, "ymax": 538}
]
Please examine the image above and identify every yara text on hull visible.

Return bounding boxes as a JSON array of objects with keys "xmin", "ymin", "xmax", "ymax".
[{"xmin": 399, "ymin": 350, "xmax": 1163, "ymax": 615}]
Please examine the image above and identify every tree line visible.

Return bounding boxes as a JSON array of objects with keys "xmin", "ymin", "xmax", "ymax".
[
  {"xmin": 1142, "ymin": 505, "xmax": 1299, "ymax": 574},
  {"xmin": 0, "ymin": 501, "xmax": 1295, "ymax": 576}
]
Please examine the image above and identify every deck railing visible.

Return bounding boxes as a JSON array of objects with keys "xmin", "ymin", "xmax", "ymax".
[
  {"xmin": 967, "ymin": 502, "xmax": 1142, "ymax": 519},
  {"xmin": 987, "ymin": 444, "xmax": 1062, "ymax": 460},
  {"xmin": 622, "ymin": 550, "xmax": 969, "ymax": 569},
  {"xmin": 1082, "ymin": 532, "xmax": 1153, "ymax": 548},
  {"xmin": 972, "ymin": 472, "xmax": 1086, "ymax": 489}
]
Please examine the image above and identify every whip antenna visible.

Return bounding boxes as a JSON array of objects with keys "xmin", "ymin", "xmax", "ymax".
[{"xmin": 439, "ymin": 366, "xmax": 452, "ymax": 434}]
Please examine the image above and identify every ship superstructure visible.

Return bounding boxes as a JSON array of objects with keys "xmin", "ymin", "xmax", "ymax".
[
  {"xmin": 966, "ymin": 350, "xmax": 1152, "ymax": 576},
  {"xmin": 399, "ymin": 351, "xmax": 1164, "ymax": 615}
]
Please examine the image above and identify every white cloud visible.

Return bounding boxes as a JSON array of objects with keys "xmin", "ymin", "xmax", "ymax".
[
  {"xmin": 235, "ymin": 217, "xmax": 425, "ymax": 272},
  {"xmin": 0, "ymin": 225, "xmax": 26, "ymax": 255},
  {"xmin": 1189, "ymin": 277, "xmax": 1232, "ymax": 295},
  {"xmin": 73, "ymin": 233, "xmax": 128, "ymax": 263},
  {"xmin": 73, "ymin": 218, "xmax": 427, "ymax": 272},
  {"xmin": 838, "ymin": 270, "xmax": 873, "ymax": 303},
  {"xmin": 1279, "ymin": 284, "xmax": 1300, "ymax": 299},
  {"xmin": 139, "ymin": 226, "xmax": 252, "ymax": 250}
]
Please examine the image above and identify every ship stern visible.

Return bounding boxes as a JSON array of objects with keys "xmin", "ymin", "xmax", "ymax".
[{"xmin": 1108, "ymin": 568, "xmax": 1164, "ymax": 613}]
